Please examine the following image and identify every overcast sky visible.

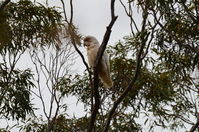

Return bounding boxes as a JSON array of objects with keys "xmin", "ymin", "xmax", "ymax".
[{"xmin": 49, "ymin": 0, "xmax": 134, "ymax": 43}]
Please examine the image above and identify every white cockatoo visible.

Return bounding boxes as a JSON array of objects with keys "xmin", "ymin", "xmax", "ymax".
[{"xmin": 83, "ymin": 36, "xmax": 113, "ymax": 88}]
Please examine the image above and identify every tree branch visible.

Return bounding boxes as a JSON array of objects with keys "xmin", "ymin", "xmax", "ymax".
[
  {"xmin": 119, "ymin": 0, "xmax": 139, "ymax": 35},
  {"xmin": 63, "ymin": 0, "xmax": 92, "ymax": 83},
  {"xmin": 87, "ymin": 0, "xmax": 118, "ymax": 131},
  {"xmin": 60, "ymin": 0, "xmax": 69, "ymax": 23},
  {"xmin": 190, "ymin": 119, "xmax": 199, "ymax": 132},
  {"xmin": 60, "ymin": 0, "xmax": 94, "ymax": 121},
  {"xmin": 103, "ymin": 4, "xmax": 149, "ymax": 131},
  {"xmin": 69, "ymin": 0, "xmax": 73, "ymax": 24},
  {"xmin": 62, "ymin": 0, "xmax": 96, "ymax": 118},
  {"xmin": 59, "ymin": 0, "xmax": 92, "ymax": 90}
]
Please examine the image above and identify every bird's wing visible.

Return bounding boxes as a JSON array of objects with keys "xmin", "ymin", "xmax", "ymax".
[{"xmin": 102, "ymin": 51, "xmax": 110, "ymax": 75}]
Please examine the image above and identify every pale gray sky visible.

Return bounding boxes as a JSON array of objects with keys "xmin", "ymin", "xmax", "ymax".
[{"xmin": 48, "ymin": 0, "xmax": 134, "ymax": 43}]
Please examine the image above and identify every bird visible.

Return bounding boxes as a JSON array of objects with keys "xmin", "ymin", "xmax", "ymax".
[{"xmin": 83, "ymin": 35, "xmax": 113, "ymax": 88}]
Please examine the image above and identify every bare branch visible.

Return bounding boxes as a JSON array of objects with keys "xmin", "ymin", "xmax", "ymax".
[
  {"xmin": 30, "ymin": 44, "xmax": 74, "ymax": 132},
  {"xmin": 60, "ymin": 0, "xmax": 69, "ymax": 23},
  {"xmin": 30, "ymin": 51, "xmax": 48, "ymax": 119},
  {"xmin": 69, "ymin": 0, "xmax": 73, "ymax": 24},
  {"xmin": 87, "ymin": 0, "xmax": 118, "ymax": 131},
  {"xmin": 111, "ymin": 0, "xmax": 116, "ymax": 19},
  {"xmin": 59, "ymin": 0, "xmax": 94, "ymax": 114},
  {"xmin": 119, "ymin": 0, "xmax": 139, "ymax": 35},
  {"xmin": 190, "ymin": 119, "xmax": 199, "ymax": 132},
  {"xmin": 60, "ymin": 0, "xmax": 92, "ymax": 86}
]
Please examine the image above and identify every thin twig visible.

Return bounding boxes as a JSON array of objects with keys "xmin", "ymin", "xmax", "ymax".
[
  {"xmin": 119, "ymin": 0, "xmax": 139, "ymax": 35},
  {"xmin": 59, "ymin": 0, "xmax": 94, "ymax": 114},
  {"xmin": 60, "ymin": 0, "xmax": 69, "ymax": 23},
  {"xmin": 30, "ymin": 51, "xmax": 48, "ymax": 119},
  {"xmin": 60, "ymin": 0, "xmax": 92, "ymax": 88}
]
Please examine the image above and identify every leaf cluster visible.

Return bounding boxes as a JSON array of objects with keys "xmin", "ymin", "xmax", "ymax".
[
  {"xmin": 0, "ymin": 64, "xmax": 34, "ymax": 120},
  {"xmin": 0, "ymin": 0, "xmax": 64, "ymax": 121},
  {"xmin": 0, "ymin": 0, "xmax": 62, "ymax": 51}
]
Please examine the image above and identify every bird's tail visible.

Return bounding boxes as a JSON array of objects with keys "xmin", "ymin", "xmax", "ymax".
[{"xmin": 99, "ymin": 72, "xmax": 113, "ymax": 88}]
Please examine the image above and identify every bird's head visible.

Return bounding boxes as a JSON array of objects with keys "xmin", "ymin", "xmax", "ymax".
[{"xmin": 83, "ymin": 36, "xmax": 99, "ymax": 49}]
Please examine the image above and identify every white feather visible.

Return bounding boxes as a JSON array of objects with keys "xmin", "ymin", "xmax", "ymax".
[{"xmin": 84, "ymin": 36, "xmax": 113, "ymax": 88}]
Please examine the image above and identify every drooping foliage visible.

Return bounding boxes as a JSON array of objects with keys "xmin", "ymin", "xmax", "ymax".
[
  {"xmin": 0, "ymin": 0, "xmax": 63, "ymax": 120},
  {"xmin": 0, "ymin": 0, "xmax": 62, "ymax": 50}
]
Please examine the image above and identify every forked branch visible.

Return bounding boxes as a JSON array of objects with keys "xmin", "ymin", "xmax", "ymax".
[
  {"xmin": 87, "ymin": 0, "xmax": 118, "ymax": 131},
  {"xmin": 190, "ymin": 119, "xmax": 199, "ymax": 132},
  {"xmin": 103, "ymin": 3, "xmax": 149, "ymax": 132}
]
